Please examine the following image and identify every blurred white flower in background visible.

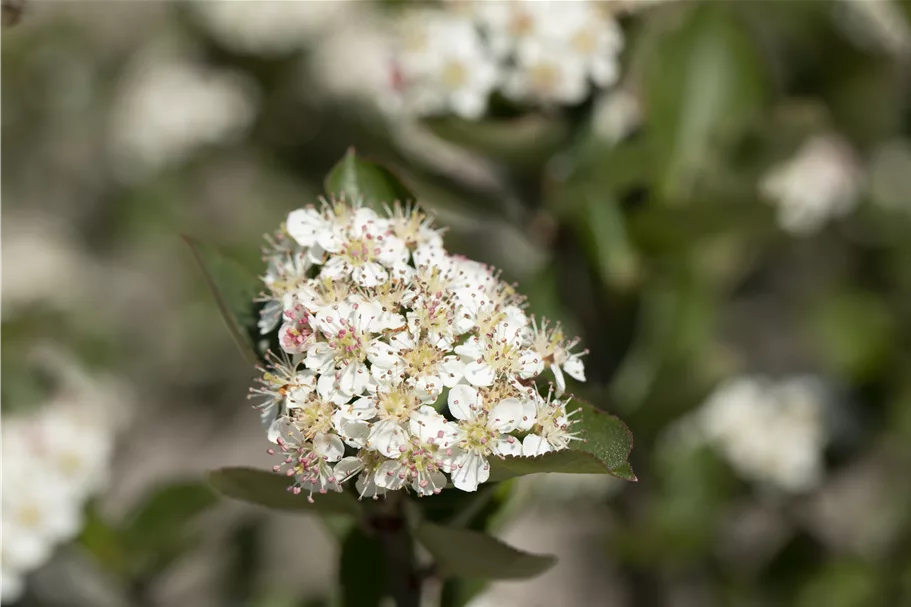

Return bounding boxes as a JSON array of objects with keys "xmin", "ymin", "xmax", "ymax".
[
  {"xmin": 591, "ymin": 87, "xmax": 642, "ymax": 145},
  {"xmin": 390, "ymin": 10, "xmax": 500, "ymax": 119},
  {"xmin": 192, "ymin": 0, "xmax": 355, "ymax": 56},
  {"xmin": 695, "ymin": 375, "xmax": 829, "ymax": 493},
  {"xmin": 386, "ymin": 0, "xmax": 625, "ymax": 118},
  {"xmin": 110, "ymin": 51, "xmax": 258, "ymax": 179},
  {"xmin": 760, "ymin": 135, "xmax": 863, "ymax": 236},
  {"xmin": 1, "ymin": 352, "xmax": 129, "ymax": 604},
  {"xmin": 0, "ymin": 217, "xmax": 92, "ymax": 317}
]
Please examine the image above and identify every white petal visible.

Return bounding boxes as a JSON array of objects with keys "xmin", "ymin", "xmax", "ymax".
[
  {"xmin": 368, "ymin": 419, "xmax": 409, "ymax": 458},
  {"xmin": 552, "ymin": 363, "xmax": 566, "ymax": 396},
  {"xmin": 353, "ymin": 262, "xmax": 389, "ymax": 288},
  {"xmin": 517, "ymin": 397, "xmax": 537, "ymax": 431},
  {"xmin": 411, "ymin": 375, "xmax": 442, "ymax": 403},
  {"xmin": 563, "ymin": 355, "xmax": 586, "ymax": 382},
  {"xmin": 516, "ymin": 349, "xmax": 544, "ymax": 379},
  {"xmin": 450, "ymin": 451, "xmax": 489, "ymax": 492},
  {"xmin": 367, "ymin": 341, "xmax": 402, "ymax": 369},
  {"xmin": 266, "ymin": 418, "xmax": 284, "ymax": 443},
  {"xmin": 286, "ymin": 208, "xmax": 325, "ymax": 247},
  {"xmin": 493, "ymin": 435, "xmax": 522, "ymax": 457},
  {"xmin": 488, "ymin": 398, "xmax": 524, "ymax": 433},
  {"xmin": 375, "ymin": 460, "xmax": 408, "ymax": 491},
  {"xmin": 341, "ymin": 397, "xmax": 378, "ymax": 420},
  {"xmin": 439, "ymin": 356, "xmax": 466, "ymax": 387},
  {"xmin": 522, "ymin": 434, "xmax": 553, "ymax": 457},
  {"xmin": 338, "ymin": 363, "xmax": 369, "ymax": 397},
  {"xmin": 464, "ymin": 361, "xmax": 496, "ymax": 387},
  {"xmin": 313, "ymin": 432, "xmax": 345, "ymax": 462},
  {"xmin": 304, "ymin": 342, "xmax": 335, "ymax": 374},
  {"xmin": 448, "ymin": 385, "xmax": 480, "ymax": 421},
  {"xmin": 333, "ymin": 456, "xmax": 365, "ymax": 484}
]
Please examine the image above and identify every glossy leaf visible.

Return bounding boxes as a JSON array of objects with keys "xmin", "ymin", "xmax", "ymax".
[
  {"xmin": 416, "ymin": 521, "xmax": 556, "ymax": 580},
  {"xmin": 208, "ymin": 467, "xmax": 363, "ymax": 519},
  {"xmin": 184, "ymin": 236, "xmax": 260, "ymax": 365},
  {"xmin": 324, "ymin": 148, "xmax": 414, "ymax": 208}
]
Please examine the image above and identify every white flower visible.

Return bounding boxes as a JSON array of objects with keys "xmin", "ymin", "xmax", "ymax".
[
  {"xmin": 374, "ymin": 406, "xmax": 460, "ymax": 496},
  {"xmin": 392, "ymin": 11, "xmax": 500, "ymax": 119},
  {"xmin": 249, "ymin": 354, "xmax": 316, "ymax": 429},
  {"xmin": 694, "ymin": 375, "xmax": 829, "ymax": 493},
  {"xmin": 1, "ymin": 358, "xmax": 123, "ymax": 603},
  {"xmin": 305, "ymin": 302, "xmax": 386, "ymax": 399},
  {"xmin": 334, "ymin": 451, "xmax": 388, "ymax": 500},
  {"xmin": 455, "ymin": 323, "xmax": 543, "ymax": 387},
  {"xmin": 271, "ymin": 419, "xmax": 345, "ymax": 500},
  {"xmin": 447, "ymin": 386, "xmax": 525, "ymax": 491},
  {"xmin": 321, "ymin": 207, "xmax": 408, "ymax": 288},
  {"xmin": 522, "ymin": 391, "xmax": 581, "ymax": 456},
  {"xmin": 110, "ymin": 52, "xmax": 257, "ymax": 178},
  {"xmin": 760, "ymin": 135, "xmax": 863, "ymax": 235},
  {"xmin": 529, "ymin": 319, "xmax": 587, "ymax": 396},
  {"xmin": 505, "ymin": 38, "xmax": 589, "ymax": 105}
]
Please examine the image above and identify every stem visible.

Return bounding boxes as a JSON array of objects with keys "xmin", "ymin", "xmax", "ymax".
[{"xmin": 368, "ymin": 493, "xmax": 423, "ymax": 607}]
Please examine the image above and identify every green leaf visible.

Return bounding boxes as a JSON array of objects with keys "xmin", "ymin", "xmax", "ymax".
[
  {"xmin": 123, "ymin": 481, "xmax": 218, "ymax": 551},
  {"xmin": 645, "ymin": 4, "xmax": 768, "ymax": 202},
  {"xmin": 324, "ymin": 148, "xmax": 414, "ymax": 208},
  {"xmin": 608, "ymin": 462, "xmax": 639, "ymax": 482},
  {"xmin": 416, "ymin": 521, "xmax": 556, "ymax": 580},
  {"xmin": 423, "ymin": 115, "xmax": 569, "ymax": 169},
  {"xmin": 207, "ymin": 467, "xmax": 363, "ymax": 519},
  {"xmin": 488, "ymin": 398, "xmax": 634, "ymax": 482},
  {"xmin": 184, "ymin": 236, "xmax": 260, "ymax": 365},
  {"xmin": 807, "ymin": 291, "xmax": 895, "ymax": 381},
  {"xmin": 339, "ymin": 527, "xmax": 388, "ymax": 607}
]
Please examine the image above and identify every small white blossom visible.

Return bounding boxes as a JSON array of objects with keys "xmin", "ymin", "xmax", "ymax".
[
  {"xmin": 760, "ymin": 135, "xmax": 863, "ymax": 235},
  {"xmin": 110, "ymin": 52, "xmax": 257, "ymax": 178},
  {"xmin": 1, "ymin": 359, "xmax": 124, "ymax": 603},
  {"xmin": 690, "ymin": 375, "xmax": 829, "ymax": 493}
]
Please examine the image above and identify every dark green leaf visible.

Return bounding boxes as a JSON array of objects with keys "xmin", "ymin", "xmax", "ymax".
[
  {"xmin": 608, "ymin": 462, "xmax": 639, "ymax": 482},
  {"xmin": 645, "ymin": 4, "xmax": 768, "ymax": 202},
  {"xmin": 208, "ymin": 467, "xmax": 363, "ymax": 519},
  {"xmin": 184, "ymin": 236, "xmax": 260, "ymax": 365},
  {"xmin": 423, "ymin": 115, "xmax": 569, "ymax": 169},
  {"xmin": 416, "ymin": 521, "xmax": 555, "ymax": 580},
  {"xmin": 339, "ymin": 527, "xmax": 388, "ymax": 607},
  {"xmin": 123, "ymin": 481, "xmax": 218, "ymax": 550},
  {"xmin": 324, "ymin": 148, "xmax": 414, "ymax": 208}
]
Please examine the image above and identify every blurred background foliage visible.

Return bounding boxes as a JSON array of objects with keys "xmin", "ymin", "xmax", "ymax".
[{"xmin": 3, "ymin": 1, "xmax": 911, "ymax": 606}]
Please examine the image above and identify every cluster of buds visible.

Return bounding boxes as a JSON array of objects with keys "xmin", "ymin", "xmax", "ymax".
[{"xmin": 250, "ymin": 197, "xmax": 587, "ymax": 498}]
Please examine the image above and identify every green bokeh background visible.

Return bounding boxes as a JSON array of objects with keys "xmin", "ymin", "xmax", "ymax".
[{"xmin": 3, "ymin": 1, "xmax": 911, "ymax": 606}]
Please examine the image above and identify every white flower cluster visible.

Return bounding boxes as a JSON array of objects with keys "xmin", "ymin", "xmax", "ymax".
[
  {"xmin": 760, "ymin": 134, "xmax": 863, "ymax": 236},
  {"xmin": 387, "ymin": 1, "xmax": 624, "ymax": 119},
  {"xmin": 250, "ymin": 198, "xmax": 587, "ymax": 498},
  {"xmin": 2, "ymin": 378, "xmax": 120, "ymax": 603},
  {"xmin": 695, "ymin": 375, "xmax": 828, "ymax": 493}
]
